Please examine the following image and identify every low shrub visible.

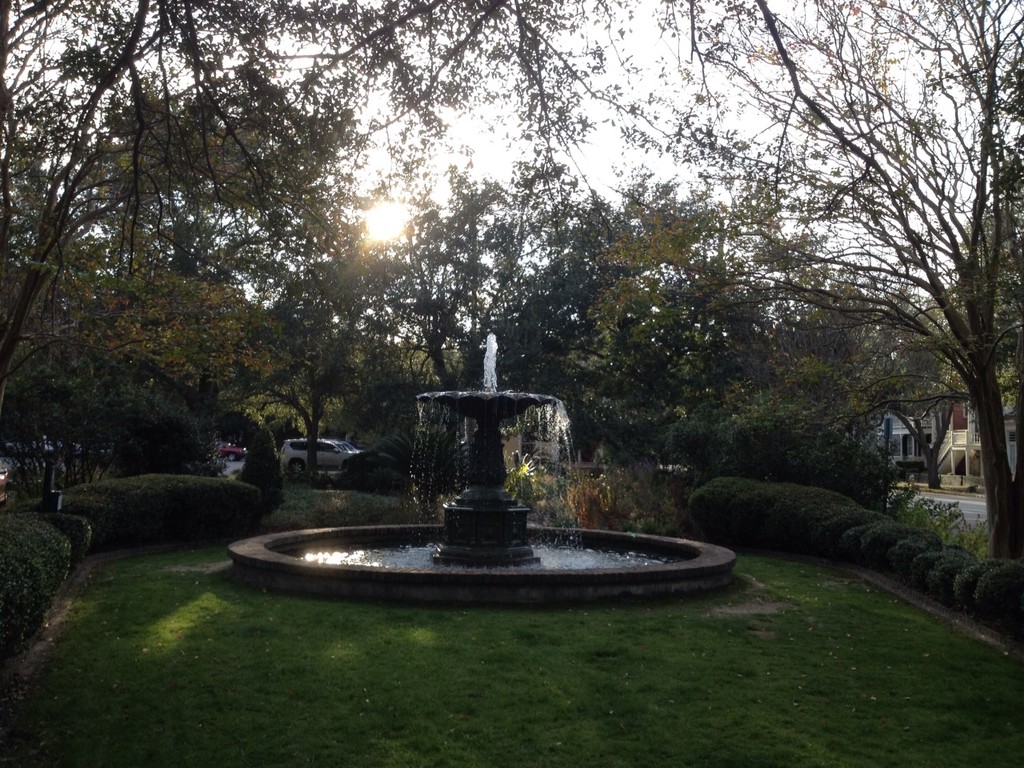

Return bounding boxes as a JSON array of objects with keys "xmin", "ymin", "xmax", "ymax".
[
  {"xmin": 688, "ymin": 477, "xmax": 779, "ymax": 547},
  {"xmin": 837, "ymin": 523, "xmax": 875, "ymax": 563},
  {"xmin": 690, "ymin": 477, "xmax": 874, "ymax": 558},
  {"xmin": 924, "ymin": 547, "xmax": 978, "ymax": 606},
  {"xmin": 61, "ymin": 475, "xmax": 261, "ymax": 549},
  {"xmin": 333, "ymin": 450, "xmax": 408, "ymax": 495},
  {"xmin": 38, "ymin": 512, "xmax": 93, "ymax": 565},
  {"xmin": 239, "ymin": 427, "xmax": 284, "ymax": 513},
  {"xmin": 953, "ymin": 560, "xmax": 1004, "ymax": 613},
  {"xmin": 887, "ymin": 533, "xmax": 943, "ymax": 582},
  {"xmin": 0, "ymin": 514, "xmax": 71, "ymax": 660},
  {"xmin": 855, "ymin": 522, "xmax": 933, "ymax": 570},
  {"xmin": 808, "ymin": 508, "xmax": 885, "ymax": 560},
  {"xmin": 762, "ymin": 485, "xmax": 871, "ymax": 556},
  {"xmin": 973, "ymin": 561, "xmax": 1024, "ymax": 636},
  {"xmin": 909, "ymin": 550, "xmax": 944, "ymax": 593}
]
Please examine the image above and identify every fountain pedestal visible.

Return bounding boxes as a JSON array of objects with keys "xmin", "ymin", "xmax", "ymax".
[
  {"xmin": 434, "ymin": 486, "xmax": 539, "ymax": 566},
  {"xmin": 417, "ymin": 389, "xmax": 560, "ymax": 567}
]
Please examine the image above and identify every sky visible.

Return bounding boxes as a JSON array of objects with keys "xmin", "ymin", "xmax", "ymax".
[{"xmin": 357, "ymin": 1, "xmax": 698, "ymax": 227}]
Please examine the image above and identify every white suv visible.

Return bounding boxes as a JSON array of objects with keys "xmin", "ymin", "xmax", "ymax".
[{"xmin": 280, "ymin": 438, "xmax": 361, "ymax": 472}]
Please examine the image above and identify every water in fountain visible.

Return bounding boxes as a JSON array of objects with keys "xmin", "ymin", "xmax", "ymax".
[{"xmin": 483, "ymin": 332, "xmax": 498, "ymax": 392}]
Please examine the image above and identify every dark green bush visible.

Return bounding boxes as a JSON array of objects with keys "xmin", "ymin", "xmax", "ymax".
[
  {"xmin": 810, "ymin": 508, "xmax": 885, "ymax": 560},
  {"xmin": 61, "ymin": 475, "xmax": 261, "ymax": 549},
  {"xmin": 837, "ymin": 523, "xmax": 875, "ymax": 563},
  {"xmin": 160, "ymin": 477, "xmax": 262, "ymax": 541},
  {"xmin": 924, "ymin": 547, "xmax": 978, "ymax": 607},
  {"xmin": 37, "ymin": 512, "xmax": 93, "ymax": 565},
  {"xmin": 886, "ymin": 531, "xmax": 944, "ymax": 581},
  {"xmin": 972, "ymin": 561, "xmax": 1024, "ymax": 636},
  {"xmin": 0, "ymin": 515, "xmax": 71, "ymax": 660},
  {"xmin": 835, "ymin": 520, "xmax": 936, "ymax": 570},
  {"xmin": 909, "ymin": 549, "xmax": 944, "ymax": 592},
  {"xmin": 333, "ymin": 450, "xmax": 408, "ymax": 494},
  {"xmin": 953, "ymin": 560, "xmax": 1004, "ymax": 613},
  {"xmin": 239, "ymin": 427, "xmax": 283, "ymax": 513},
  {"xmin": 62, "ymin": 479, "xmax": 166, "ymax": 547},
  {"xmin": 688, "ymin": 476, "xmax": 875, "ymax": 558},
  {"xmin": 760, "ymin": 485, "xmax": 859, "ymax": 555},
  {"xmin": 688, "ymin": 477, "xmax": 777, "ymax": 547},
  {"xmin": 666, "ymin": 405, "xmax": 893, "ymax": 509}
]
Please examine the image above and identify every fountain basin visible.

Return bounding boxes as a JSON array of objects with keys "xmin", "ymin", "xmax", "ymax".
[{"xmin": 227, "ymin": 525, "xmax": 736, "ymax": 604}]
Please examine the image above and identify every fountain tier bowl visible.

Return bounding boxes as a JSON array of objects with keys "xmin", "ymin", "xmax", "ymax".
[{"xmin": 228, "ymin": 525, "xmax": 736, "ymax": 604}]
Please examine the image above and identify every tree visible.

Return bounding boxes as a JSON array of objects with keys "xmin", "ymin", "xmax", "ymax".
[
  {"xmin": 684, "ymin": 0, "xmax": 1024, "ymax": 556},
  {"xmin": 1, "ymin": 0, "xmax": 628, "ymax": 421},
  {"xmin": 249, "ymin": 263, "xmax": 360, "ymax": 473},
  {"xmin": 587, "ymin": 179, "xmax": 762, "ymax": 452},
  {"xmin": 363, "ymin": 174, "xmax": 507, "ymax": 389}
]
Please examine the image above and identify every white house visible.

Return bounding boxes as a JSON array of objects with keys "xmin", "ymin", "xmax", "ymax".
[{"xmin": 884, "ymin": 402, "xmax": 1017, "ymax": 478}]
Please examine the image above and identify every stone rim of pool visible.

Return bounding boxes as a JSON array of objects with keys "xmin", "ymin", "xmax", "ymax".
[{"xmin": 227, "ymin": 525, "xmax": 736, "ymax": 605}]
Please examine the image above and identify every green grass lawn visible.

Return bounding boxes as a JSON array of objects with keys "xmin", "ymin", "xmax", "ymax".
[{"xmin": 3, "ymin": 550, "xmax": 1022, "ymax": 767}]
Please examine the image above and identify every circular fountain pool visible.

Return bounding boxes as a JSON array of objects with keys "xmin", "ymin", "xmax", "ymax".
[{"xmin": 227, "ymin": 525, "xmax": 736, "ymax": 604}]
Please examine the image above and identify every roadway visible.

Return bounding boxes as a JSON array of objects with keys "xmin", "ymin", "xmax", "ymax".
[{"xmin": 920, "ymin": 491, "xmax": 988, "ymax": 528}]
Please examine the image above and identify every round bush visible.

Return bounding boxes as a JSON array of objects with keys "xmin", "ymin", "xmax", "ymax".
[
  {"xmin": 887, "ymin": 534, "xmax": 943, "ymax": 582},
  {"xmin": 908, "ymin": 549, "xmax": 944, "ymax": 592},
  {"xmin": 837, "ymin": 523, "xmax": 875, "ymax": 564},
  {"xmin": 38, "ymin": 512, "xmax": 93, "ymax": 565},
  {"xmin": 973, "ymin": 561, "xmax": 1024, "ymax": 635},
  {"xmin": 0, "ymin": 515, "xmax": 71, "ymax": 660},
  {"xmin": 924, "ymin": 547, "xmax": 978, "ymax": 607},
  {"xmin": 808, "ymin": 508, "xmax": 884, "ymax": 560},
  {"xmin": 848, "ymin": 521, "xmax": 928, "ymax": 570},
  {"xmin": 761, "ymin": 485, "xmax": 865, "ymax": 555},
  {"xmin": 953, "ymin": 560, "xmax": 1004, "ymax": 613}
]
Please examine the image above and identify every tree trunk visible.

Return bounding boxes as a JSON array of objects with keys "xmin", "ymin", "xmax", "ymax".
[
  {"xmin": 924, "ymin": 402, "xmax": 955, "ymax": 490},
  {"xmin": 972, "ymin": 373, "xmax": 1024, "ymax": 558},
  {"xmin": 924, "ymin": 443, "xmax": 941, "ymax": 490}
]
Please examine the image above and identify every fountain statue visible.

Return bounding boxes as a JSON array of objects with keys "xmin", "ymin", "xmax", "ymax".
[
  {"xmin": 417, "ymin": 334, "xmax": 560, "ymax": 565},
  {"xmin": 227, "ymin": 333, "xmax": 736, "ymax": 604}
]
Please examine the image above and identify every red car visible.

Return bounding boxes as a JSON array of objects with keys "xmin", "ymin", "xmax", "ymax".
[{"xmin": 216, "ymin": 442, "xmax": 247, "ymax": 461}]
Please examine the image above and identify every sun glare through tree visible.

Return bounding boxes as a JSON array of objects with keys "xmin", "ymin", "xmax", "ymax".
[{"xmin": 363, "ymin": 201, "xmax": 409, "ymax": 241}]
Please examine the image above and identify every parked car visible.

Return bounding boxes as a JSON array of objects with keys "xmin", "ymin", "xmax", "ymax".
[
  {"xmin": 280, "ymin": 438, "xmax": 361, "ymax": 472},
  {"xmin": 216, "ymin": 442, "xmax": 247, "ymax": 461}
]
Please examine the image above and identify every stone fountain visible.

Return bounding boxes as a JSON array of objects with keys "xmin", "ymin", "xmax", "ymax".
[
  {"xmin": 417, "ymin": 336, "xmax": 561, "ymax": 565},
  {"xmin": 227, "ymin": 334, "xmax": 736, "ymax": 604}
]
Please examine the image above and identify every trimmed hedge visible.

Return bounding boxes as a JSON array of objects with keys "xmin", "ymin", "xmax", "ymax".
[
  {"xmin": 0, "ymin": 514, "xmax": 71, "ymax": 660},
  {"xmin": 60, "ymin": 474, "xmax": 262, "ymax": 550},
  {"xmin": 887, "ymin": 532, "xmax": 943, "ymax": 582},
  {"xmin": 923, "ymin": 547, "xmax": 978, "ymax": 606},
  {"xmin": 953, "ymin": 560, "xmax": 1004, "ymax": 613},
  {"xmin": 972, "ymin": 561, "xmax": 1024, "ymax": 636},
  {"xmin": 38, "ymin": 512, "xmax": 93, "ymax": 566},
  {"xmin": 689, "ymin": 477, "xmax": 879, "ymax": 556},
  {"xmin": 689, "ymin": 476, "xmax": 1024, "ymax": 639}
]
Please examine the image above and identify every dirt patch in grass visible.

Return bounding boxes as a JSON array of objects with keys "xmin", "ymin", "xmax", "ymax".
[
  {"xmin": 161, "ymin": 561, "xmax": 232, "ymax": 575},
  {"xmin": 706, "ymin": 573, "xmax": 793, "ymax": 618}
]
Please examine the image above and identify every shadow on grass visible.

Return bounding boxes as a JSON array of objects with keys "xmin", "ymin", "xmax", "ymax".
[{"xmin": 3, "ymin": 550, "xmax": 1023, "ymax": 768}]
